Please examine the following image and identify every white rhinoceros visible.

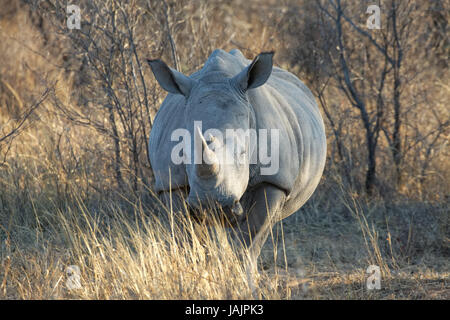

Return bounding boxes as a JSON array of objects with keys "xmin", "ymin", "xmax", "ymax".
[{"xmin": 147, "ymin": 49, "xmax": 326, "ymax": 261}]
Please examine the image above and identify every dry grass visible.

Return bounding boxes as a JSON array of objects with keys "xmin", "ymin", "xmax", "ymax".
[
  {"xmin": 0, "ymin": 189, "xmax": 287, "ymax": 299},
  {"xmin": 0, "ymin": 171, "xmax": 447, "ymax": 299}
]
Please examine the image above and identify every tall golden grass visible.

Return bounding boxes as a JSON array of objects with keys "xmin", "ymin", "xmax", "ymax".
[{"xmin": 1, "ymin": 167, "xmax": 447, "ymax": 299}]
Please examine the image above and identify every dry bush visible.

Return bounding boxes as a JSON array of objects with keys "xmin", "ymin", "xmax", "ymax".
[{"xmin": 276, "ymin": 0, "xmax": 449, "ymax": 199}]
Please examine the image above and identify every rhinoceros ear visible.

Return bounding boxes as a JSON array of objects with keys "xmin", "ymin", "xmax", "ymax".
[
  {"xmin": 147, "ymin": 59, "xmax": 195, "ymax": 97},
  {"xmin": 232, "ymin": 51, "xmax": 274, "ymax": 92}
]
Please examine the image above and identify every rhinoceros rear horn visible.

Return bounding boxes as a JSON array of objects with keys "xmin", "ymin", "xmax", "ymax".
[
  {"xmin": 233, "ymin": 51, "xmax": 274, "ymax": 92},
  {"xmin": 147, "ymin": 59, "xmax": 196, "ymax": 97}
]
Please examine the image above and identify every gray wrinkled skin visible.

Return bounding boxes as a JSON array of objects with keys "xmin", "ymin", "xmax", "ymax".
[{"xmin": 147, "ymin": 49, "xmax": 326, "ymax": 261}]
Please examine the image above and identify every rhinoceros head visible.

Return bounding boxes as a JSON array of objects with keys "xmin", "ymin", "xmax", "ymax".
[{"xmin": 148, "ymin": 52, "xmax": 274, "ymax": 222}]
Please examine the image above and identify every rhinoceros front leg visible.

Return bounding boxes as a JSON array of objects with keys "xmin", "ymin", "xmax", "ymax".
[
  {"xmin": 229, "ymin": 183, "xmax": 286, "ymax": 295},
  {"xmin": 233, "ymin": 183, "xmax": 286, "ymax": 263},
  {"xmin": 159, "ymin": 188, "xmax": 189, "ymax": 214}
]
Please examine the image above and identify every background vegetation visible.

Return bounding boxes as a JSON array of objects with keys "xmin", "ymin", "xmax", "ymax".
[{"xmin": 0, "ymin": 0, "xmax": 448, "ymax": 299}]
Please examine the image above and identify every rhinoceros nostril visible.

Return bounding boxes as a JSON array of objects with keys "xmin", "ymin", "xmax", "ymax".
[{"xmin": 231, "ymin": 201, "xmax": 243, "ymax": 217}]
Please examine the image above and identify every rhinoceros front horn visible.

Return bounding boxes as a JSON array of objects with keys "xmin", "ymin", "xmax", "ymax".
[{"xmin": 195, "ymin": 127, "xmax": 219, "ymax": 178}]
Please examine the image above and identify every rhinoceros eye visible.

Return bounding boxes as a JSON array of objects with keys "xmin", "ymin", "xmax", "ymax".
[
  {"xmin": 206, "ymin": 134, "xmax": 220, "ymax": 150},
  {"xmin": 239, "ymin": 140, "xmax": 249, "ymax": 156}
]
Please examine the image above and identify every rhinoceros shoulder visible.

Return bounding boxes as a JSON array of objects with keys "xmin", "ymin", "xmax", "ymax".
[{"xmin": 149, "ymin": 94, "xmax": 188, "ymax": 192}]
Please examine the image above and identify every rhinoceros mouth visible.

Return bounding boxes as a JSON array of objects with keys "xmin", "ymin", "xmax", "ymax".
[{"xmin": 186, "ymin": 199, "xmax": 245, "ymax": 226}]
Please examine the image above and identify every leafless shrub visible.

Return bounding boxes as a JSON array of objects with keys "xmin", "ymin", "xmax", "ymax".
[
  {"xmin": 0, "ymin": 86, "xmax": 48, "ymax": 166},
  {"xmin": 277, "ymin": 0, "xmax": 449, "ymax": 199}
]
